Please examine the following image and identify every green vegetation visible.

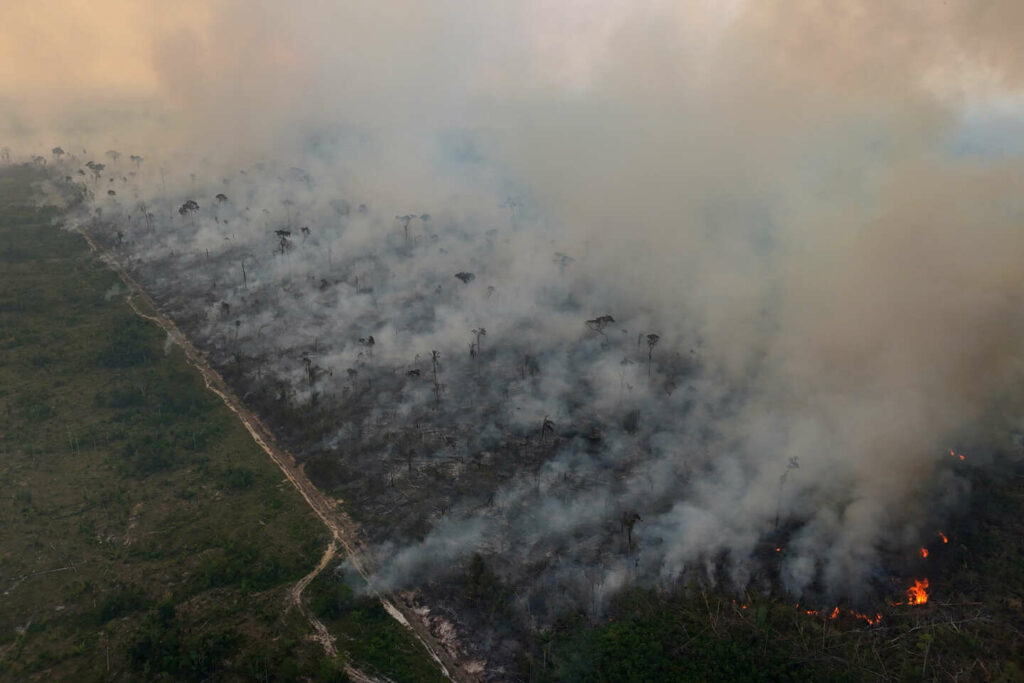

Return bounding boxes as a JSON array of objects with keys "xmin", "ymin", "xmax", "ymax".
[
  {"xmin": 306, "ymin": 569, "xmax": 447, "ymax": 683},
  {"xmin": 0, "ymin": 165, "xmax": 436, "ymax": 681}
]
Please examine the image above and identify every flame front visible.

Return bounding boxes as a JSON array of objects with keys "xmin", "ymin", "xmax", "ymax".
[
  {"xmin": 907, "ymin": 579, "xmax": 929, "ymax": 605},
  {"xmin": 920, "ymin": 547, "xmax": 929, "ymax": 558},
  {"xmin": 938, "ymin": 531, "xmax": 948, "ymax": 544}
]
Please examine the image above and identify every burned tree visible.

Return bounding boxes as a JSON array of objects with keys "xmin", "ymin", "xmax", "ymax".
[
  {"xmin": 645, "ymin": 333, "xmax": 660, "ymax": 377},
  {"xmin": 431, "ymin": 350, "xmax": 442, "ymax": 407},
  {"xmin": 585, "ymin": 314, "xmax": 615, "ymax": 340},
  {"xmin": 472, "ymin": 327, "xmax": 486, "ymax": 355},
  {"xmin": 540, "ymin": 416, "xmax": 555, "ymax": 442},
  {"xmin": 554, "ymin": 252, "xmax": 575, "ymax": 275},
  {"xmin": 397, "ymin": 214, "xmax": 415, "ymax": 243},
  {"xmin": 455, "ymin": 272, "xmax": 475, "ymax": 284},
  {"xmin": 85, "ymin": 161, "xmax": 105, "ymax": 184},
  {"xmin": 51, "ymin": 146, "xmax": 65, "ymax": 160},
  {"xmin": 358, "ymin": 335, "xmax": 376, "ymax": 359},
  {"xmin": 620, "ymin": 511, "xmax": 643, "ymax": 552},
  {"xmin": 178, "ymin": 199, "xmax": 200, "ymax": 227},
  {"xmin": 274, "ymin": 229, "xmax": 293, "ymax": 255}
]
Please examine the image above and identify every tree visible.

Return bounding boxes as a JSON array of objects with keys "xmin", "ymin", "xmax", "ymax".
[
  {"xmin": 620, "ymin": 511, "xmax": 642, "ymax": 552},
  {"xmin": 396, "ymin": 214, "xmax": 415, "ymax": 243},
  {"xmin": 130, "ymin": 154, "xmax": 143, "ymax": 168},
  {"xmin": 455, "ymin": 272, "xmax": 475, "ymax": 284},
  {"xmin": 645, "ymin": 333, "xmax": 660, "ymax": 377},
  {"xmin": 0, "ymin": 147, "xmax": 10, "ymax": 163},
  {"xmin": 85, "ymin": 161, "xmax": 106, "ymax": 185},
  {"xmin": 431, "ymin": 350, "xmax": 442, "ymax": 407},
  {"xmin": 178, "ymin": 199, "xmax": 200, "ymax": 227},
  {"xmin": 540, "ymin": 416, "xmax": 555, "ymax": 442},
  {"xmin": 554, "ymin": 252, "xmax": 575, "ymax": 275},
  {"xmin": 106, "ymin": 149, "xmax": 121, "ymax": 163},
  {"xmin": 215, "ymin": 193, "xmax": 228, "ymax": 202},
  {"xmin": 51, "ymin": 146, "xmax": 65, "ymax": 160},
  {"xmin": 273, "ymin": 229, "xmax": 293, "ymax": 255},
  {"xmin": 585, "ymin": 315, "xmax": 615, "ymax": 340},
  {"xmin": 472, "ymin": 327, "xmax": 486, "ymax": 355},
  {"xmin": 774, "ymin": 457, "xmax": 800, "ymax": 530},
  {"xmin": 358, "ymin": 335, "xmax": 375, "ymax": 359}
]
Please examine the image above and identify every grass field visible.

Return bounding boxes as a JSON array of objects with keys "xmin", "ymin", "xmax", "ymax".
[{"xmin": 0, "ymin": 164, "xmax": 439, "ymax": 681}]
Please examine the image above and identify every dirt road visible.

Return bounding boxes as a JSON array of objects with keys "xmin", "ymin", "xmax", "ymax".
[{"xmin": 76, "ymin": 228, "xmax": 474, "ymax": 683}]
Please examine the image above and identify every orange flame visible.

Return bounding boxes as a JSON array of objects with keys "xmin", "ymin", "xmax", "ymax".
[
  {"xmin": 907, "ymin": 579, "xmax": 929, "ymax": 605},
  {"xmin": 920, "ymin": 547, "xmax": 929, "ymax": 558},
  {"xmin": 950, "ymin": 449, "xmax": 966, "ymax": 461},
  {"xmin": 938, "ymin": 531, "xmax": 948, "ymax": 544},
  {"xmin": 829, "ymin": 606, "xmax": 840, "ymax": 619},
  {"xmin": 850, "ymin": 611, "xmax": 883, "ymax": 625}
]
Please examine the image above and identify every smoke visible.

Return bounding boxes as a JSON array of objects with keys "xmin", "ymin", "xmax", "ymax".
[{"xmin": 9, "ymin": 0, "xmax": 1024, "ymax": 610}]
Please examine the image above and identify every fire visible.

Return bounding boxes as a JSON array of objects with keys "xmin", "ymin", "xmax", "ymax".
[
  {"xmin": 906, "ymin": 579, "xmax": 929, "ymax": 605},
  {"xmin": 950, "ymin": 449, "xmax": 966, "ymax": 461},
  {"xmin": 850, "ymin": 611, "xmax": 883, "ymax": 626},
  {"xmin": 920, "ymin": 547, "xmax": 929, "ymax": 558},
  {"xmin": 799, "ymin": 605, "xmax": 884, "ymax": 626},
  {"xmin": 938, "ymin": 531, "xmax": 948, "ymax": 544}
]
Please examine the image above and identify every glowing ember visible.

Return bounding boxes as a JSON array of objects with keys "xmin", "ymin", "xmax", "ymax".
[
  {"xmin": 775, "ymin": 547, "xmax": 781, "ymax": 552},
  {"xmin": 850, "ymin": 611, "xmax": 883, "ymax": 626},
  {"xmin": 920, "ymin": 547, "xmax": 929, "ymax": 558},
  {"xmin": 907, "ymin": 579, "xmax": 929, "ymax": 605},
  {"xmin": 950, "ymin": 449, "xmax": 966, "ymax": 461},
  {"xmin": 938, "ymin": 531, "xmax": 948, "ymax": 544},
  {"xmin": 800, "ymin": 606, "xmax": 884, "ymax": 625}
]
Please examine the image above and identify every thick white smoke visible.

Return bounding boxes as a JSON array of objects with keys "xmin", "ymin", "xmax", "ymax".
[{"xmin": 9, "ymin": 0, "xmax": 1024, "ymax": 610}]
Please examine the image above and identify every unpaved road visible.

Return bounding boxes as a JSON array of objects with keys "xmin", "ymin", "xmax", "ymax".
[{"xmin": 76, "ymin": 228, "xmax": 475, "ymax": 683}]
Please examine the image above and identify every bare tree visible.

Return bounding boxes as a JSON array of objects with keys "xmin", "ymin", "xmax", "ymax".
[
  {"xmin": 540, "ymin": 415, "xmax": 555, "ymax": 442},
  {"xmin": 431, "ymin": 350, "xmax": 442, "ymax": 407},
  {"xmin": 129, "ymin": 154, "xmax": 143, "ymax": 168},
  {"xmin": 554, "ymin": 252, "xmax": 575, "ymax": 275},
  {"xmin": 774, "ymin": 457, "xmax": 800, "ymax": 530},
  {"xmin": 396, "ymin": 214, "xmax": 415, "ymax": 243}
]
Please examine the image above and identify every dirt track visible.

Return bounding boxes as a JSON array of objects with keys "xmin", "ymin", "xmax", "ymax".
[{"xmin": 76, "ymin": 228, "xmax": 474, "ymax": 683}]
